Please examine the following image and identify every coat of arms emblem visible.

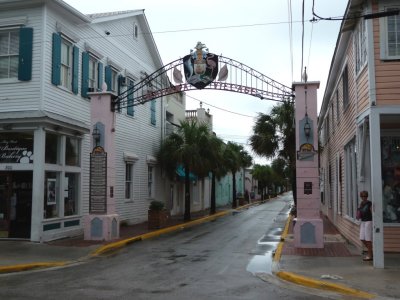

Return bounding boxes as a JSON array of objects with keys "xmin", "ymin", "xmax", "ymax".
[{"xmin": 183, "ymin": 42, "xmax": 218, "ymax": 89}]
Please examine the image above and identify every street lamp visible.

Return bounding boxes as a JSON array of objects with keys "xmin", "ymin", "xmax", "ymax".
[
  {"xmin": 304, "ymin": 114, "xmax": 311, "ymax": 140},
  {"xmin": 92, "ymin": 126, "xmax": 101, "ymax": 147}
]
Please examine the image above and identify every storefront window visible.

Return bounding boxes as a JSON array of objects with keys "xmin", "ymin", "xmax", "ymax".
[
  {"xmin": 44, "ymin": 172, "xmax": 59, "ymax": 219},
  {"xmin": 45, "ymin": 133, "xmax": 59, "ymax": 164},
  {"xmin": 66, "ymin": 137, "xmax": 79, "ymax": 166},
  {"xmin": 381, "ymin": 136, "xmax": 400, "ymax": 223},
  {"xmin": 0, "ymin": 132, "xmax": 33, "ymax": 163},
  {"xmin": 64, "ymin": 173, "xmax": 79, "ymax": 216}
]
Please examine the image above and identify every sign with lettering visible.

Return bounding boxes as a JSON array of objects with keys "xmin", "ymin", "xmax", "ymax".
[
  {"xmin": 0, "ymin": 133, "xmax": 34, "ymax": 163},
  {"xmin": 90, "ymin": 146, "xmax": 107, "ymax": 214}
]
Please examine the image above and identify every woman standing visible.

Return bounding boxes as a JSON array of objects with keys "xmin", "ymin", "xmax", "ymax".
[{"xmin": 358, "ymin": 191, "xmax": 373, "ymax": 261}]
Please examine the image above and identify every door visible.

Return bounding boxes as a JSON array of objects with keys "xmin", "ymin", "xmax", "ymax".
[
  {"xmin": 0, "ymin": 172, "xmax": 32, "ymax": 238},
  {"xmin": 0, "ymin": 173, "xmax": 12, "ymax": 237}
]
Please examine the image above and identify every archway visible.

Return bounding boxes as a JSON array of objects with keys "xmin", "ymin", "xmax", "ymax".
[{"xmin": 113, "ymin": 42, "xmax": 294, "ymax": 110}]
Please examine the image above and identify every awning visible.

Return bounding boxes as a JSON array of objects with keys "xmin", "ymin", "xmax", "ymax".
[{"xmin": 176, "ymin": 165, "xmax": 197, "ymax": 181}]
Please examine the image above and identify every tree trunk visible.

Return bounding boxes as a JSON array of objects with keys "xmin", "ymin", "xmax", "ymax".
[
  {"xmin": 210, "ymin": 172, "xmax": 216, "ymax": 215},
  {"xmin": 232, "ymin": 171, "xmax": 237, "ymax": 209},
  {"xmin": 184, "ymin": 165, "xmax": 191, "ymax": 221}
]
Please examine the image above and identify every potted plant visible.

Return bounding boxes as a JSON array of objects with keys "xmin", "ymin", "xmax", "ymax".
[{"xmin": 148, "ymin": 200, "xmax": 169, "ymax": 229}]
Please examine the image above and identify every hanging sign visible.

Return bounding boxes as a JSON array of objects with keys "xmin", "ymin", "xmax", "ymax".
[{"xmin": 183, "ymin": 42, "xmax": 218, "ymax": 89}]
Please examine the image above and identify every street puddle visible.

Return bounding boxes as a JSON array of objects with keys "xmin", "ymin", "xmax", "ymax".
[{"xmin": 246, "ymin": 254, "xmax": 273, "ymax": 275}]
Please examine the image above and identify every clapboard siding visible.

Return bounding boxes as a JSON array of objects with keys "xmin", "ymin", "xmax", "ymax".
[
  {"xmin": 384, "ymin": 227, "xmax": 400, "ymax": 252},
  {"xmin": 373, "ymin": 3, "xmax": 400, "ymax": 106},
  {"xmin": 319, "ymin": 17, "xmax": 371, "ymax": 247},
  {"xmin": 0, "ymin": 6, "xmax": 43, "ymax": 111}
]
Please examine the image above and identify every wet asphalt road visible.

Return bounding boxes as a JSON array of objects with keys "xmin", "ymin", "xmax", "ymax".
[{"xmin": 0, "ymin": 194, "xmax": 327, "ymax": 299}]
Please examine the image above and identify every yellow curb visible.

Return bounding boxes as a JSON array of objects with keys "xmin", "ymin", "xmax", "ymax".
[
  {"xmin": 0, "ymin": 261, "xmax": 68, "ymax": 274},
  {"xmin": 273, "ymin": 214, "xmax": 292, "ymax": 262},
  {"xmin": 276, "ymin": 271, "xmax": 375, "ymax": 299},
  {"xmin": 91, "ymin": 210, "xmax": 232, "ymax": 256}
]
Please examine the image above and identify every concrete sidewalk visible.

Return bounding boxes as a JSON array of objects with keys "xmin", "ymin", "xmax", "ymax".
[{"xmin": 273, "ymin": 214, "xmax": 400, "ymax": 299}]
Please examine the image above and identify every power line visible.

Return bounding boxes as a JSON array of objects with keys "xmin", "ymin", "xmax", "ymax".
[
  {"xmin": 300, "ymin": 0, "xmax": 305, "ymax": 80},
  {"xmin": 287, "ymin": 0, "xmax": 294, "ymax": 83},
  {"xmin": 185, "ymin": 94, "xmax": 256, "ymax": 118}
]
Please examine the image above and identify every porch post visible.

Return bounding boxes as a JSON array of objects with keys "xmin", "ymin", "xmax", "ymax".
[
  {"xmin": 293, "ymin": 81, "xmax": 323, "ymax": 248},
  {"xmin": 369, "ymin": 108, "xmax": 384, "ymax": 268}
]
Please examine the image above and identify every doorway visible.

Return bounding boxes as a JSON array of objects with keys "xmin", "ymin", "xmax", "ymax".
[{"xmin": 0, "ymin": 172, "xmax": 32, "ymax": 239}]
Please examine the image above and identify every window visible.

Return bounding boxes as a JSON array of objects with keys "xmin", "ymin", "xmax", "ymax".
[
  {"xmin": 331, "ymin": 102, "xmax": 335, "ymax": 133},
  {"xmin": 88, "ymin": 56, "xmax": 98, "ymax": 90},
  {"xmin": 44, "ymin": 172, "xmax": 59, "ymax": 219},
  {"xmin": 65, "ymin": 136, "xmax": 80, "ymax": 166},
  {"xmin": 127, "ymin": 78, "xmax": 135, "ymax": 116},
  {"xmin": 380, "ymin": 6, "xmax": 400, "ymax": 59},
  {"xmin": 354, "ymin": 20, "xmax": 367, "ymax": 74},
  {"xmin": 0, "ymin": 27, "xmax": 32, "ymax": 80},
  {"xmin": 52, "ymin": 33, "xmax": 79, "ymax": 93},
  {"xmin": 64, "ymin": 173, "xmax": 79, "ymax": 216},
  {"xmin": 125, "ymin": 163, "xmax": 133, "ymax": 199},
  {"xmin": 0, "ymin": 29, "xmax": 18, "ymax": 79},
  {"xmin": 60, "ymin": 39, "xmax": 73, "ymax": 89},
  {"xmin": 344, "ymin": 139, "xmax": 358, "ymax": 219},
  {"xmin": 150, "ymin": 100, "xmax": 156, "ymax": 125},
  {"xmin": 105, "ymin": 65, "xmax": 119, "ymax": 92},
  {"xmin": 133, "ymin": 23, "xmax": 138, "ymax": 39},
  {"xmin": 45, "ymin": 133, "xmax": 60, "ymax": 164},
  {"xmin": 148, "ymin": 166, "xmax": 154, "ymax": 198},
  {"xmin": 336, "ymin": 90, "xmax": 340, "ymax": 123},
  {"xmin": 342, "ymin": 66, "xmax": 349, "ymax": 109}
]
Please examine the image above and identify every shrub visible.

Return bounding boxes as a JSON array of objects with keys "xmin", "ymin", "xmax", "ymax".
[{"xmin": 149, "ymin": 200, "xmax": 165, "ymax": 211}]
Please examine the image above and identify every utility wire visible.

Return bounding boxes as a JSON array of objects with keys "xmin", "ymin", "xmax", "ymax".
[
  {"xmin": 287, "ymin": 0, "xmax": 294, "ymax": 83},
  {"xmin": 307, "ymin": 21, "xmax": 314, "ymax": 74},
  {"xmin": 301, "ymin": 0, "xmax": 305, "ymax": 80},
  {"xmin": 185, "ymin": 94, "xmax": 255, "ymax": 118}
]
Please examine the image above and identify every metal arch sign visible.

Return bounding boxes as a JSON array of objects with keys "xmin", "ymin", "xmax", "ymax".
[{"xmin": 183, "ymin": 42, "xmax": 218, "ymax": 89}]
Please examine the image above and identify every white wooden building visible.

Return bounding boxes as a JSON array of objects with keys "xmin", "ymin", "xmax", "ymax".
[{"xmin": 0, "ymin": 0, "xmax": 182, "ymax": 241}]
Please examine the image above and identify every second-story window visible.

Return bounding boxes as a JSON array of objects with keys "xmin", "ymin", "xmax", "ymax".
[
  {"xmin": 380, "ymin": 6, "xmax": 400, "ymax": 59},
  {"xmin": 127, "ymin": 78, "xmax": 135, "ymax": 116},
  {"xmin": 354, "ymin": 20, "xmax": 367, "ymax": 74},
  {"xmin": 342, "ymin": 65, "xmax": 349, "ymax": 110},
  {"xmin": 52, "ymin": 32, "xmax": 79, "ymax": 94},
  {"xmin": 88, "ymin": 56, "xmax": 98, "ymax": 90},
  {"xmin": 60, "ymin": 39, "xmax": 73, "ymax": 89},
  {"xmin": 0, "ymin": 27, "xmax": 33, "ymax": 81}
]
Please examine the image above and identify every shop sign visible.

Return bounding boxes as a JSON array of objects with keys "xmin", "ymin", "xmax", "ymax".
[
  {"xmin": 0, "ymin": 133, "xmax": 33, "ymax": 163},
  {"xmin": 297, "ymin": 143, "xmax": 317, "ymax": 160},
  {"xmin": 90, "ymin": 146, "xmax": 107, "ymax": 214}
]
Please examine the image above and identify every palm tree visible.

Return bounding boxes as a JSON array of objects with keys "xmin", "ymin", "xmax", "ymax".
[
  {"xmin": 249, "ymin": 100, "xmax": 296, "ymax": 203},
  {"xmin": 251, "ymin": 164, "xmax": 273, "ymax": 200},
  {"xmin": 223, "ymin": 142, "xmax": 252, "ymax": 208},
  {"xmin": 157, "ymin": 119, "xmax": 211, "ymax": 221},
  {"xmin": 204, "ymin": 134, "xmax": 227, "ymax": 214}
]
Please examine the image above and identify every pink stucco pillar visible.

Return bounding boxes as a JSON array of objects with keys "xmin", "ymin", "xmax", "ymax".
[
  {"xmin": 84, "ymin": 87, "xmax": 119, "ymax": 241},
  {"xmin": 293, "ymin": 81, "xmax": 323, "ymax": 248}
]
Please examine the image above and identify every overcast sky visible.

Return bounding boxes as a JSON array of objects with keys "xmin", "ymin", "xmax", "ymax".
[{"xmin": 64, "ymin": 0, "xmax": 348, "ymax": 165}]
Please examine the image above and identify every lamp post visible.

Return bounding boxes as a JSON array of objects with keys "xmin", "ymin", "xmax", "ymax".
[
  {"xmin": 304, "ymin": 115, "xmax": 311, "ymax": 140},
  {"xmin": 92, "ymin": 126, "xmax": 101, "ymax": 147}
]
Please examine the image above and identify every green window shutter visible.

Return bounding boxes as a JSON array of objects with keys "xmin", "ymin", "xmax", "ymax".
[
  {"xmin": 150, "ymin": 100, "xmax": 156, "ymax": 125},
  {"xmin": 72, "ymin": 45, "xmax": 79, "ymax": 94},
  {"xmin": 104, "ymin": 65, "xmax": 112, "ymax": 91},
  {"xmin": 51, "ymin": 32, "xmax": 61, "ymax": 85},
  {"xmin": 97, "ymin": 62, "xmax": 103, "ymax": 91},
  {"xmin": 127, "ymin": 82, "xmax": 134, "ymax": 116},
  {"xmin": 81, "ymin": 52, "xmax": 89, "ymax": 98},
  {"xmin": 117, "ymin": 75, "xmax": 124, "ymax": 113},
  {"xmin": 18, "ymin": 27, "xmax": 33, "ymax": 81}
]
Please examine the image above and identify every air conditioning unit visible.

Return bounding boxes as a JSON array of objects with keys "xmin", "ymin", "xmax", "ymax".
[{"xmin": 88, "ymin": 87, "xmax": 95, "ymax": 92}]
